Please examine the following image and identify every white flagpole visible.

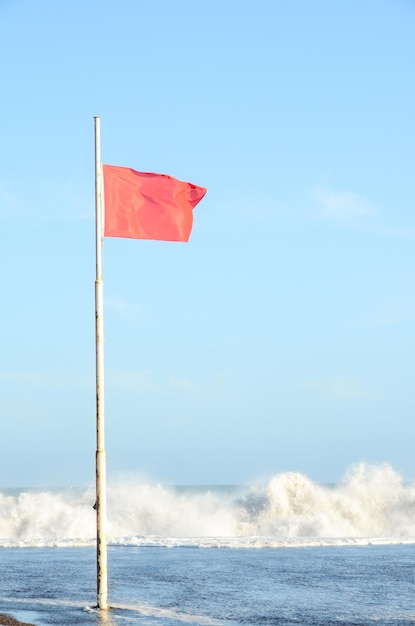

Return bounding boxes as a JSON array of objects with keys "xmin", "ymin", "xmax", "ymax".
[{"xmin": 94, "ymin": 115, "xmax": 108, "ymax": 610}]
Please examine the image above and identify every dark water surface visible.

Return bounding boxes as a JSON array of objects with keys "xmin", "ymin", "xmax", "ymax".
[{"xmin": 0, "ymin": 544, "xmax": 414, "ymax": 625}]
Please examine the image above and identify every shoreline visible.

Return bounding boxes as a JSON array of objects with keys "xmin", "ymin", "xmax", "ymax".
[{"xmin": 0, "ymin": 614, "xmax": 35, "ymax": 626}]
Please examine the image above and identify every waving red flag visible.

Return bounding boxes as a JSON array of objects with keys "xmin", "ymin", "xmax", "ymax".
[{"xmin": 102, "ymin": 165, "xmax": 207, "ymax": 242}]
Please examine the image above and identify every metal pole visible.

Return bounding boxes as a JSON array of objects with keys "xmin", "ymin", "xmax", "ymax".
[{"xmin": 94, "ymin": 115, "xmax": 108, "ymax": 610}]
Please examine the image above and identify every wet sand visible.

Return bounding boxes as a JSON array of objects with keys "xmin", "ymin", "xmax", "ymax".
[{"xmin": 0, "ymin": 614, "xmax": 34, "ymax": 626}]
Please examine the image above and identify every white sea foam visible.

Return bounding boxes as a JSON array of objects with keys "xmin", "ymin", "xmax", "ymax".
[{"xmin": 1, "ymin": 463, "xmax": 414, "ymax": 548}]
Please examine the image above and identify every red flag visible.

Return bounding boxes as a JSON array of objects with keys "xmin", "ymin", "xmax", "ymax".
[{"xmin": 102, "ymin": 165, "xmax": 207, "ymax": 242}]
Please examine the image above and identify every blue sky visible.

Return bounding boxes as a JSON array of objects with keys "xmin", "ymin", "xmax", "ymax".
[{"xmin": 0, "ymin": 0, "xmax": 414, "ymax": 487}]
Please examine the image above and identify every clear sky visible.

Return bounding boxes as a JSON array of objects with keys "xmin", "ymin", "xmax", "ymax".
[{"xmin": 0, "ymin": 0, "xmax": 414, "ymax": 488}]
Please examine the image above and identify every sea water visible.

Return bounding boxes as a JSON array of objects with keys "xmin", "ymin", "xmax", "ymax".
[{"xmin": 0, "ymin": 463, "xmax": 414, "ymax": 625}]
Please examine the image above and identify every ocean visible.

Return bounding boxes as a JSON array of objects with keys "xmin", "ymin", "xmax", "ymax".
[{"xmin": 0, "ymin": 463, "xmax": 414, "ymax": 625}]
